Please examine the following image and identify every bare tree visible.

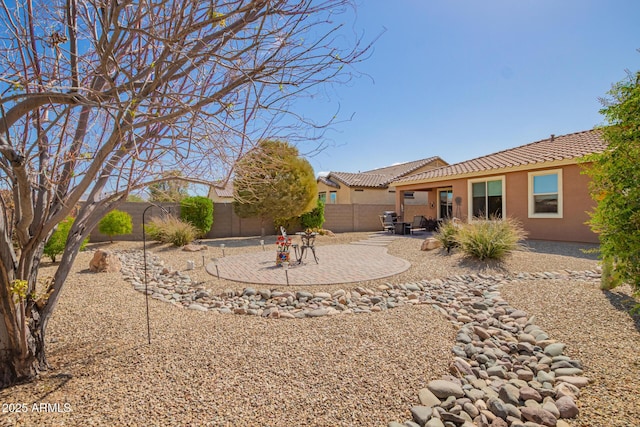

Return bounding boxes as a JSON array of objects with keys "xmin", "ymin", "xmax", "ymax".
[{"xmin": 0, "ymin": 0, "xmax": 370, "ymax": 386}]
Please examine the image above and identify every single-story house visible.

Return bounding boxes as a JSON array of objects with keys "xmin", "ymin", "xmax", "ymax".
[
  {"xmin": 390, "ymin": 129, "xmax": 606, "ymax": 243},
  {"xmin": 207, "ymin": 181, "xmax": 234, "ymax": 203},
  {"xmin": 316, "ymin": 156, "xmax": 448, "ymax": 205}
]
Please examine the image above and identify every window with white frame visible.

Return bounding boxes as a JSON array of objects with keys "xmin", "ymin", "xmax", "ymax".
[
  {"xmin": 528, "ymin": 169, "xmax": 562, "ymax": 218},
  {"xmin": 468, "ymin": 177, "xmax": 505, "ymax": 219}
]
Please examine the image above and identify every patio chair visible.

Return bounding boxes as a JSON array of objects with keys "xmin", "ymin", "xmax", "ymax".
[
  {"xmin": 380, "ymin": 213, "xmax": 395, "ymax": 233},
  {"xmin": 410, "ymin": 215, "xmax": 428, "ymax": 234}
]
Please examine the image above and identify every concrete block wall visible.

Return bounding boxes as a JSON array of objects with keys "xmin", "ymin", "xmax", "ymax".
[{"xmin": 89, "ymin": 202, "xmax": 398, "ymax": 242}]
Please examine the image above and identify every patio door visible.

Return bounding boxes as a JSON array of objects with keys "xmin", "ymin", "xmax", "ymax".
[{"xmin": 438, "ymin": 189, "xmax": 453, "ymax": 219}]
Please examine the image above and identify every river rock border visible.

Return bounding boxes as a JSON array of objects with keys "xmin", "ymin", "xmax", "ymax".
[{"xmin": 117, "ymin": 250, "xmax": 600, "ymax": 427}]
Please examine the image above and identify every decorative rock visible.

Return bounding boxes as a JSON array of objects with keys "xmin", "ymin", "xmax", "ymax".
[
  {"xmin": 487, "ymin": 366, "xmax": 507, "ymax": 379},
  {"xmin": 306, "ymin": 308, "xmax": 329, "ymax": 318},
  {"xmin": 487, "ymin": 397, "xmax": 508, "ymax": 420},
  {"xmin": 410, "ymin": 406, "xmax": 432, "ymax": 426},
  {"xmin": 425, "ymin": 418, "xmax": 445, "ymax": 427},
  {"xmin": 543, "ymin": 343, "xmax": 565, "ymax": 357},
  {"xmin": 553, "ymin": 368, "xmax": 583, "ymax": 376},
  {"xmin": 542, "ymin": 400, "xmax": 560, "ymax": 418},
  {"xmin": 418, "ymin": 388, "xmax": 441, "ymax": 408},
  {"xmin": 520, "ymin": 407, "xmax": 557, "ymax": 426},
  {"xmin": 490, "ymin": 418, "xmax": 508, "ymax": 427},
  {"xmin": 182, "ymin": 244, "xmax": 208, "ymax": 252},
  {"xmin": 463, "ymin": 402, "xmax": 479, "ymax": 418},
  {"xmin": 556, "ymin": 376, "xmax": 590, "ymax": 388},
  {"xmin": 112, "ymin": 249, "xmax": 597, "ymax": 427},
  {"xmin": 555, "ymin": 396, "xmax": 579, "ymax": 419},
  {"xmin": 427, "ymin": 380, "xmax": 465, "ymax": 399},
  {"xmin": 519, "ymin": 386, "xmax": 542, "ymax": 402},
  {"xmin": 187, "ymin": 303, "xmax": 208, "ymax": 312},
  {"xmin": 89, "ymin": 249, "xmax": 122, "ymax": 273},
  {"xmin": 498, "ymin": 384, "xmax": 520, "ymax": 406},
  {"xmin": 421, "ymin": 237, "xmax": 442, "ymax": 251},
  {"xmin": 555, "ymin": 382, "xmax": 580, "ymax": 400}
]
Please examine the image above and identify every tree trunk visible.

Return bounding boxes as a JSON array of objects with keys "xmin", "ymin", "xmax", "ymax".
[
  {"xmin": 0, "ymin": 304, "xmax": 46, "ymax": 389},
  {"xmin": 0, "ymin": 222, "xmax": 86, "ymax": 388}
]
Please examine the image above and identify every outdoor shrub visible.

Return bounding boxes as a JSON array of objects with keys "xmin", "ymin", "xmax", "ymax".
[
  {"xmin": 144, "ymin": 215, "xmax": 197, "ymax": 247},
  {"xmin": 456, "ymin": 217, "xmax": 527, "ymax": 261},
  {"xmin": 300, "ymin": 198, "xmax": 325, "ymax": 229},
  {"xmin": 273, "ymin": 216, "xmax": 302, "ymax": 234},
  {"xmin": 144, "ymin": 219, "xmax": 164, "ymax": 242},
  {"xmin": 98, "ymin": 209, "xmax": 133, "ymax": 242},
  {"xmin": 180, "ymin": 196, "xmax": 213, "ymax": 238},
  {"xmin": 434, "ymin": 219, "xmax": 460, "ymax": 253},
  {"xmin": 44, "ymin": 216, "xmax": 89, "ymax": 262}
]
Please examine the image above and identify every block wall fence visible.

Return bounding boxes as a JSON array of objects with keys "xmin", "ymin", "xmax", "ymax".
[{"xmin": 88, "ymin": 202, "xmax": 417, "ymax": 242}]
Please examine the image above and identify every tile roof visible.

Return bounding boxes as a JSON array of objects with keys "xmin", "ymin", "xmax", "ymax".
[
  {"xmin": 210, "ymin": 181, "xmax": 234, "ymax": 198},
  {"xmin": 321, "ymin": 156, "xmax": 445, "ymax": 188},
  {"xmin": 395, "ymin": 129, "xmax": 606, "ymax": 184},
  {"xmin": 317, "ymin": 175, "xmax": 340, "ymax": 189}
]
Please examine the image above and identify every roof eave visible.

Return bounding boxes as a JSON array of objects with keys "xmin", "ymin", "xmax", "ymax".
[{"xmin": 390, "ymin": 157, "xmax": 593, "ymax": 188}]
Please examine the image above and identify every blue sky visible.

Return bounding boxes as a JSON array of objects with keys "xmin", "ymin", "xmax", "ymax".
[{"xmin": 296, "ymin": 0, "xmax": 640, "ymax": 175}]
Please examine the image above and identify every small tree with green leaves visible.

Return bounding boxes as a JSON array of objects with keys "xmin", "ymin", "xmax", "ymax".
[
  {"xmin": 582, "ymin": 70, "xmax": 640, "ymax": 292},
  {"xmin": 233, "ymin": 140, "xmax": 317, "ymax": 236},
  {"xmin": 98, "ymin": 210, "xmax": 133, "ymax": 243},
  {"xmin": 44, "ymin": 217, "xmax": 89, "ymax": 263},
  {"xmin": 301, "ymin": 198, "xmax": 325, "ymax": 230},
  {"xmin": 180, "ymin": 196, "xmax": 214, "ymax": 238}
]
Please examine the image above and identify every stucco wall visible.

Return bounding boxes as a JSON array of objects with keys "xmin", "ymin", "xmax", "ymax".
[
  {"xmin": 505, "ymin": 165, "xmax": 596, "ymax": 243},
  {"xmin": 392, "ymin": 164, "xmax": 598, "ymax": 243}
]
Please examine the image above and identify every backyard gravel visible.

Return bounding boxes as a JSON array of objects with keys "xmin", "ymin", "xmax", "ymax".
[{"xmin": 0, "ymin": 232, "xmax": 638, "ymax": 427}]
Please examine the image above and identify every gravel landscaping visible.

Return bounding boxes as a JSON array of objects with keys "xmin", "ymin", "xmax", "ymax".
[{"xmin": 0, "ymin": 232, "xmax": 638, "ymax": 427}]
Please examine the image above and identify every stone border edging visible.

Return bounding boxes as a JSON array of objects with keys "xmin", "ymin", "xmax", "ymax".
[{"xmin": 116, "ymin": 249, "xmax": 600, "ymax": 427}]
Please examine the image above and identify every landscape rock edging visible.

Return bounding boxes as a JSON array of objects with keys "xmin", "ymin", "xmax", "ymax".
[{"xmin": 114, "ymin": 249, "xmax": 599, "ymax": 427}]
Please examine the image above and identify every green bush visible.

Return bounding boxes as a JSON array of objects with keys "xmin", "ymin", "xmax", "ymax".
[
  {"xmin": 273, "ymin": 216, "xmax": 302, "ymax": 234},
  {"xmin": 144, "ymin": 215, "xmax": 197, "ymax": 247},
  {"xmin": 98, "ymin": 209, "xmax": 133, "ymax": 242},
  {"xmin": 434, "ymin": 219, "xmax": 460, "ymax": 253},
  {"xmin": 456, "ymin": 217, "xmax": 527, "ymax": 261},
  {"xmin": 180, "ymin": 196, "xmax": 213, "ymax": 238},
  {"xmin": 44, "ymin": 216, "xmax": 89, "ymax": 262},
  {"xmin": 300, "ymin": 198, "xmax": 325, "ymax": 229}
]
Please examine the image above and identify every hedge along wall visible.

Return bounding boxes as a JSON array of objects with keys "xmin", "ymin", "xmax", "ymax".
[{"xmin": 88, "ymin": 202, "xmax": 397, "ymax": 242}]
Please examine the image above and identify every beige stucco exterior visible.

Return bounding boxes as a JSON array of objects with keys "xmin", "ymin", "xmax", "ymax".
[
  {"xmin": 317, "ymin": 159, "xmax": 446, "ymax": 206},
  {"xmin": 392, "ymin": 162, "xmax": 598, "ymax": 243}
]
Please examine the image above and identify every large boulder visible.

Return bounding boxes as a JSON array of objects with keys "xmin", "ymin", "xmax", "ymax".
[
  {"xmin": 89, "ymin": 249, "xmax": 122, "ymax": 273},
  {"xmin": 421, "ymin": 237, "xmax": 442, "ymax": 251}
]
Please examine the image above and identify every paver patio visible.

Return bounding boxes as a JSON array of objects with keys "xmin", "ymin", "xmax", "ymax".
[{"xmin": 205, "ymin": 236, "xmax": 411, "ymax": 285}]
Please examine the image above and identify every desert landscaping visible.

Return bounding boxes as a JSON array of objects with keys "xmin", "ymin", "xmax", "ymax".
[{"xmin": 0, "ymin": 232, "xmax": 638, "ymax": 427}]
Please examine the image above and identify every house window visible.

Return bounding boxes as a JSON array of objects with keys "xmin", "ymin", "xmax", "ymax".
[
  {"xmin": 404, "ymin": 191, "xmax": 415, "ymax": 199},
  {"xmin": 329, "ymin": 191, "xmax": 337, "ymax": 204},
  {"xmin": 469, "ymin": 177, "xmax": 505, "ymax": 219},
  {"xmin": 528, "ymin": 169, "xmax": 562, "ymax": 218},
  {"xmin": 318, "ymin": 192, "xmax": 326, "ymax": 203}
]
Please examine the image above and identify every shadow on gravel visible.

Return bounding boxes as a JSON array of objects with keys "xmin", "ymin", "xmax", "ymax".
[
  {"xmin": 604, "ymin": 289, "xmax": 640, "ymax": 333},
  {"xmin": 523, "ymin": 240, "xmax": 600, "ymax": 260}
]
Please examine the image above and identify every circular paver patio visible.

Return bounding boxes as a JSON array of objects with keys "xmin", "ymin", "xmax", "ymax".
[{"xmin": 205, "ymin": 243, "xmax": 410, "ymax": 286}]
